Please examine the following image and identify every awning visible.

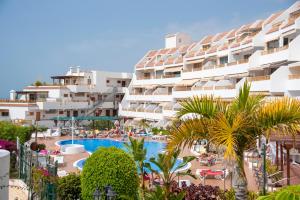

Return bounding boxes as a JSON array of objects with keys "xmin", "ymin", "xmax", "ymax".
[
  {"xmin": 231, "ymin": 46, "xmax": 253, "ymax": 54},
  {"xmin": 212, "ymin": 76, "xmax": 225, "ymax": 80},
  {"xmin": 228, "ymin": 72, "xmax": 249, "ymax": 78},
  {"xmin": 164, "ymin": 66, "xmax": 182, "ymax": 73},
  {"xmin": 175, "ymin": 79, "xmax": 199, "ymax": 87},
  {"xmin": 185, "ymin": 58, "xmax": 204, "ymax": 65},
  {"xmin": 248, "ymin": 64, "xmax": 269, "ymax": 71},
  {"xmin": 203, "ymin": 80, "xmax": 216, "ymax": 87},
  {"xmin": 144, "ymin": 85, "xmax": 158, "ymax": 89},
  {"xmin": 215, "ymin": 79, "xmax": 233, "ymax": 87},
  {"xmin": 194, "ymin": 81, "xmax": 206, "ymax": 87}
]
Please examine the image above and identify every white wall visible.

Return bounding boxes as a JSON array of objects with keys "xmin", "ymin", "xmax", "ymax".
[{"xmin": 0, "ymin": 150, "xmax": 9, "ymax": 200}]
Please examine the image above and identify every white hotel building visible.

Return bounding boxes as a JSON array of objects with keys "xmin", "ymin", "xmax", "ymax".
[
  {"xmin": 119, "ymin": 2, "xmax": 300, "ymax": 128},
  {"xmin": 0, "ymin": 67, "xmax": 132, "ymax": 127}
]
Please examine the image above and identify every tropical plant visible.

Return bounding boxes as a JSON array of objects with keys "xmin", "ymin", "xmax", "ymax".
[
  {"xmin": 167, "ymin": 82, "xmax": 300, "ymax": 200},
  {"xmin": 57, "ymin": 173, "xmax": 81, "ymax": 200},
  {"xmin": 124, "ymin": 137, "xmax": 147, "ymax": 198},
  {"xmin": 81, "ymin": 147, "xmax": 139, "ymax": 200},
  {"xmin": 138, "ymin": 119, "xmax": 150, "ymax": 131},
  {"xmin": 146, "ymin": 149, "xmax": 195, "ymax": 200},
  {"xmin": 145, "ymin": 185, "xmax": 185, "ymax": 200},
  {"xmin": 257, "ymin": 185, "xmax": 300, "ymax": 200}
]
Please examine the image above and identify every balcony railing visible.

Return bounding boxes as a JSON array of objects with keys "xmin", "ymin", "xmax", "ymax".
[
  {"xmin": 214, "ymin": 85, "xmax": 235, "ymax": 90},
  {"xmin": 247, "ymin": 75, "xmax": 270, "ymax": 82},
  {"xmin": 0, "ymin": 99, "xmax": 37, "ymax": 103},
  {"xmin": 136, "ymin": 74, "xmax": 180, "ymax": 80},
  {"xmin": 261, "ymin": 45, "xmax": 289, "ymax": 55},
  {"xmin": 288, "ymin": 74, "xmax": 300, "ymax": 80},
  {"xmin": 182, "ymin": 59, "xmax": 249, "ymax": 73}
]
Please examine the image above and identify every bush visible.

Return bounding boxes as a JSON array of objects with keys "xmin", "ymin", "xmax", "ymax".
[
  {"xmin": 57, "ymin": 173, "xmax": 81, "ymax": 200},
  {"xmin": 0, "ymin": 121, "xmax": 33, "ymax": 144},
  {"xmin": 37, "ymin": 143, "xmax": 46, "ymax": 151},
  {"xmin": 81, "ymin": 147, "xmax": 139, "ymax": 200}
]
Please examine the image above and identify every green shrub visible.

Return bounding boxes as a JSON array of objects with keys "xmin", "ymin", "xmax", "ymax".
[
  {"xmin": 57, "ymin": 173, "xmax": 81, "ymax": 200},
  {"xmin": 257, "ymin": 185, "xmax": 300, "ymax": 200},
  {"xmin": 0, "ymin": 121, "xmax": 33, "ymax": 144},
  {"xmin": 37, "ymin": 143, "xmax": 46, "ymax": 151},
  {"xmin": 81, "ymin": 147, "xmax": 139, "ymax": 200}
]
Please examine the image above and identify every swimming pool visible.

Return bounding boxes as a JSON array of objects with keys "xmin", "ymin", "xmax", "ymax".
[{"xmin": 58, "ymin": 139, "xmax": 190, "ymax": 172}]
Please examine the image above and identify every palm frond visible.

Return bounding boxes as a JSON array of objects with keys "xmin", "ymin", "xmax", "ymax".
[
  {"xmin": 231, "ymin": 81, "xmax": 264, "ymax": 113},
  {"xmin": 166, "ymin": 118, "xmax": 209, "ymax": 152},
  {"xmin": 209, "ymin": 112, "xmax": 253, "ymax": 161},
  {"xmin": 257, "ymin": 97, "xmax": 300, "ymax": 138},
  {"xmin": 177, "ymin": 95, "xmax": 227, "ymax": 119}
]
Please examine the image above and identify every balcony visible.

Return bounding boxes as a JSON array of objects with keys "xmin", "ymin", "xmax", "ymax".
[
  {"xmin": 247, "ymin": 76, "xmax": 271, "ymax": 92},
  {"xmin": 260, "ymin": 45, "xmax": 289, "ymax": 66},
  {"xmin": 261, "ymin": 45, "xmax": 288, "ymax": 55},
  {"xmin": 172, "ymin": 86, "xmax": 236, "ymax": 99},
  {"xmin": 36, "ymin": 100, "xmax": 89, "ymax": 110},
  {"xmin": 287, "ymin": 74, "xmax": 300, "ymax": 91},
  {"xmin": 182, "ymin": 60, "xmax": 249, "ymax": 80},
  {"xmin": 119, "ymin": 104, "xmax": 163, "ymax": 120}
]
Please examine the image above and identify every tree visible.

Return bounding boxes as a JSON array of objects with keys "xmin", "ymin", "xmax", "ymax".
[
  {"xmin": 124, "ymin": 137, "xmax": 147, "ymax": 198},
  {"xmin": 167, "ymin": 82, "xmax": 300, "ymax": 200},
  {"xmin": 81, "ymin": 147, "xmax": 139, "ymax": 200},
  {"xmin": 146, "ymin": 149, "xmax": 195, "ymax": 200},
  {"xmin": 34, "ymin": 80, "xmax": 43, "ymax": 86}
]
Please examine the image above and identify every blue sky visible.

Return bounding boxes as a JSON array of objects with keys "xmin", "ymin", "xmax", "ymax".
[{"xmin": 0, "ymin": 0, "xmax": 295, "ymax": 97}]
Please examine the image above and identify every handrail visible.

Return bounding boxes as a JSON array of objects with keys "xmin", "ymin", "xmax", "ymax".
[
  {"xmin": 268, "ymin": 171, "xmax": 283, "ymax": 178},
  {"xmin": 261, "ymin": 45, "xmax": 289, "ymax": 55}
]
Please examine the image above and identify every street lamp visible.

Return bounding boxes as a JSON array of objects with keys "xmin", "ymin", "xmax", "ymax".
[
  {"xmin": 106, "ymin": 186, "xmax": 117, "ymax": 200},
  {"xmin": 261, "ymin": 143, "xmax": 267, "ymax": 196},
  {"xmin": 93, "ymin": 187, "xmax": 102, "ymax": 200},
  {"xmin": 222, "ymin": 168, "xmax": 226, "ymax": 191}
]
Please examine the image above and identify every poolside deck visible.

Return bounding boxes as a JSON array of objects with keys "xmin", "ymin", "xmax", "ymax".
[{"xmin": 37, "ymin": 136, "xmax": 300, "ymax": 192}]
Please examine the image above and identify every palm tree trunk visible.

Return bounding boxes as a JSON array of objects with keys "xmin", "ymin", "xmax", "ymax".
[{"xmin": 233, "ymin": 155, "xmax": 248, "ymax": 200}]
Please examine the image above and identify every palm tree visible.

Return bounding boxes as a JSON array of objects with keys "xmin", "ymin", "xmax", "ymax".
[
  {"xmin": 124, "ymin": 137, "xmax": 147, "ymax": 198},
  {"xmin": 138, "ymin": 119, "xmax": 150, "ymax": 131},
  {"xmin": 146, "ymin": 149, "xmax": 195, "ymax": 200},
  {"xmin": 167, "ymin": 82, "xmax": 300, "ymax": 200}
]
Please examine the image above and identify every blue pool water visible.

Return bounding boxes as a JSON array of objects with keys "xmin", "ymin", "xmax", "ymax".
[{"xmin": 58, "ymin": 139, "xmax": 185, "ymax": 172}]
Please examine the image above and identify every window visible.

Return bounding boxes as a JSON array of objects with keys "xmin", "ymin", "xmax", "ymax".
[
  {"xmin": 73, "ymin": 110, "xmax": 78, "ymax": 117},
  {"xmin": 29, "ymin": 112, "xmax": 34, "ymax": 116},
  {"xmin": 244, "ymin": 54, "xmax": 251, "ymax": 60},
  {"xmin": 1, "ymin": 112, "xmax": 9, "ymax": 117},
  {"xmin": 59, "ymin": 111, "xmax": 64, "ymax": 114},
  {"xmin": 64, "ymin": 94, "xmax": 68, "ymax": 97},
  {"xmin": 45, "ymin": 109, "xmax": 57, "ymax": 114},
  {"xmin": 219, "ymin": 56, "xmax": 228, "ymax": 65},
  {"xmin": 75, "ymin": 92, "xmax": 85, "ymax": 97},
  {"xmin": 117, "ymin": 80, "xmax": 121, "ymax": 83},
  {"xmin": 81, "ymin": 110, "xmax": 85, "ymax": 114},
  {"xmin": 283, "ymin": 37, "xmax": 289, "ymax": 46},
  {"xmin": 106, "ymin": 80, "xmax": 110, "ymax": 83},
  {"xmin": 116, "ymin": 95, "xmax": 119, "ymax": 98},
  {"xmin": 106, "ymin": 110, "xmax": 110, "ymax": 116},
  {"xmin": 178, "ymin": 38, "xmax": 182, "ymax": 43},
  {"xmin": 87, "ymin": 78, "xmax": 92, "ymax": 85}
]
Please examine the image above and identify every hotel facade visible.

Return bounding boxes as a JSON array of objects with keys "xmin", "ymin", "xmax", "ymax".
[
  {"xmin": 0, "ymin": 67, "xmax": 132, "ymax": 127},
  {"xmin": 119, "ymin": 2, "xmax": 300, "ymax": 128}
]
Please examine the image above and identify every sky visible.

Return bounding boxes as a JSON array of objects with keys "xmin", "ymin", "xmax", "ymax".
[{"xmin": 0, "ymin": 0, "xmax": 296, "ymax": 97}]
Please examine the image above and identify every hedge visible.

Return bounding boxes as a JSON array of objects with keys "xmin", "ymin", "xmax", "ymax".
[
  {"xmin": 81, "ymin": 147, "xmax": 139, "ymax": 200},
  {"xmin": 57, "ymin": 173, "xmax": 81, "ymax": 200},
  {"xmin": 0, "ymin": 121, "xmax": 34, "ymax": 144}
]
